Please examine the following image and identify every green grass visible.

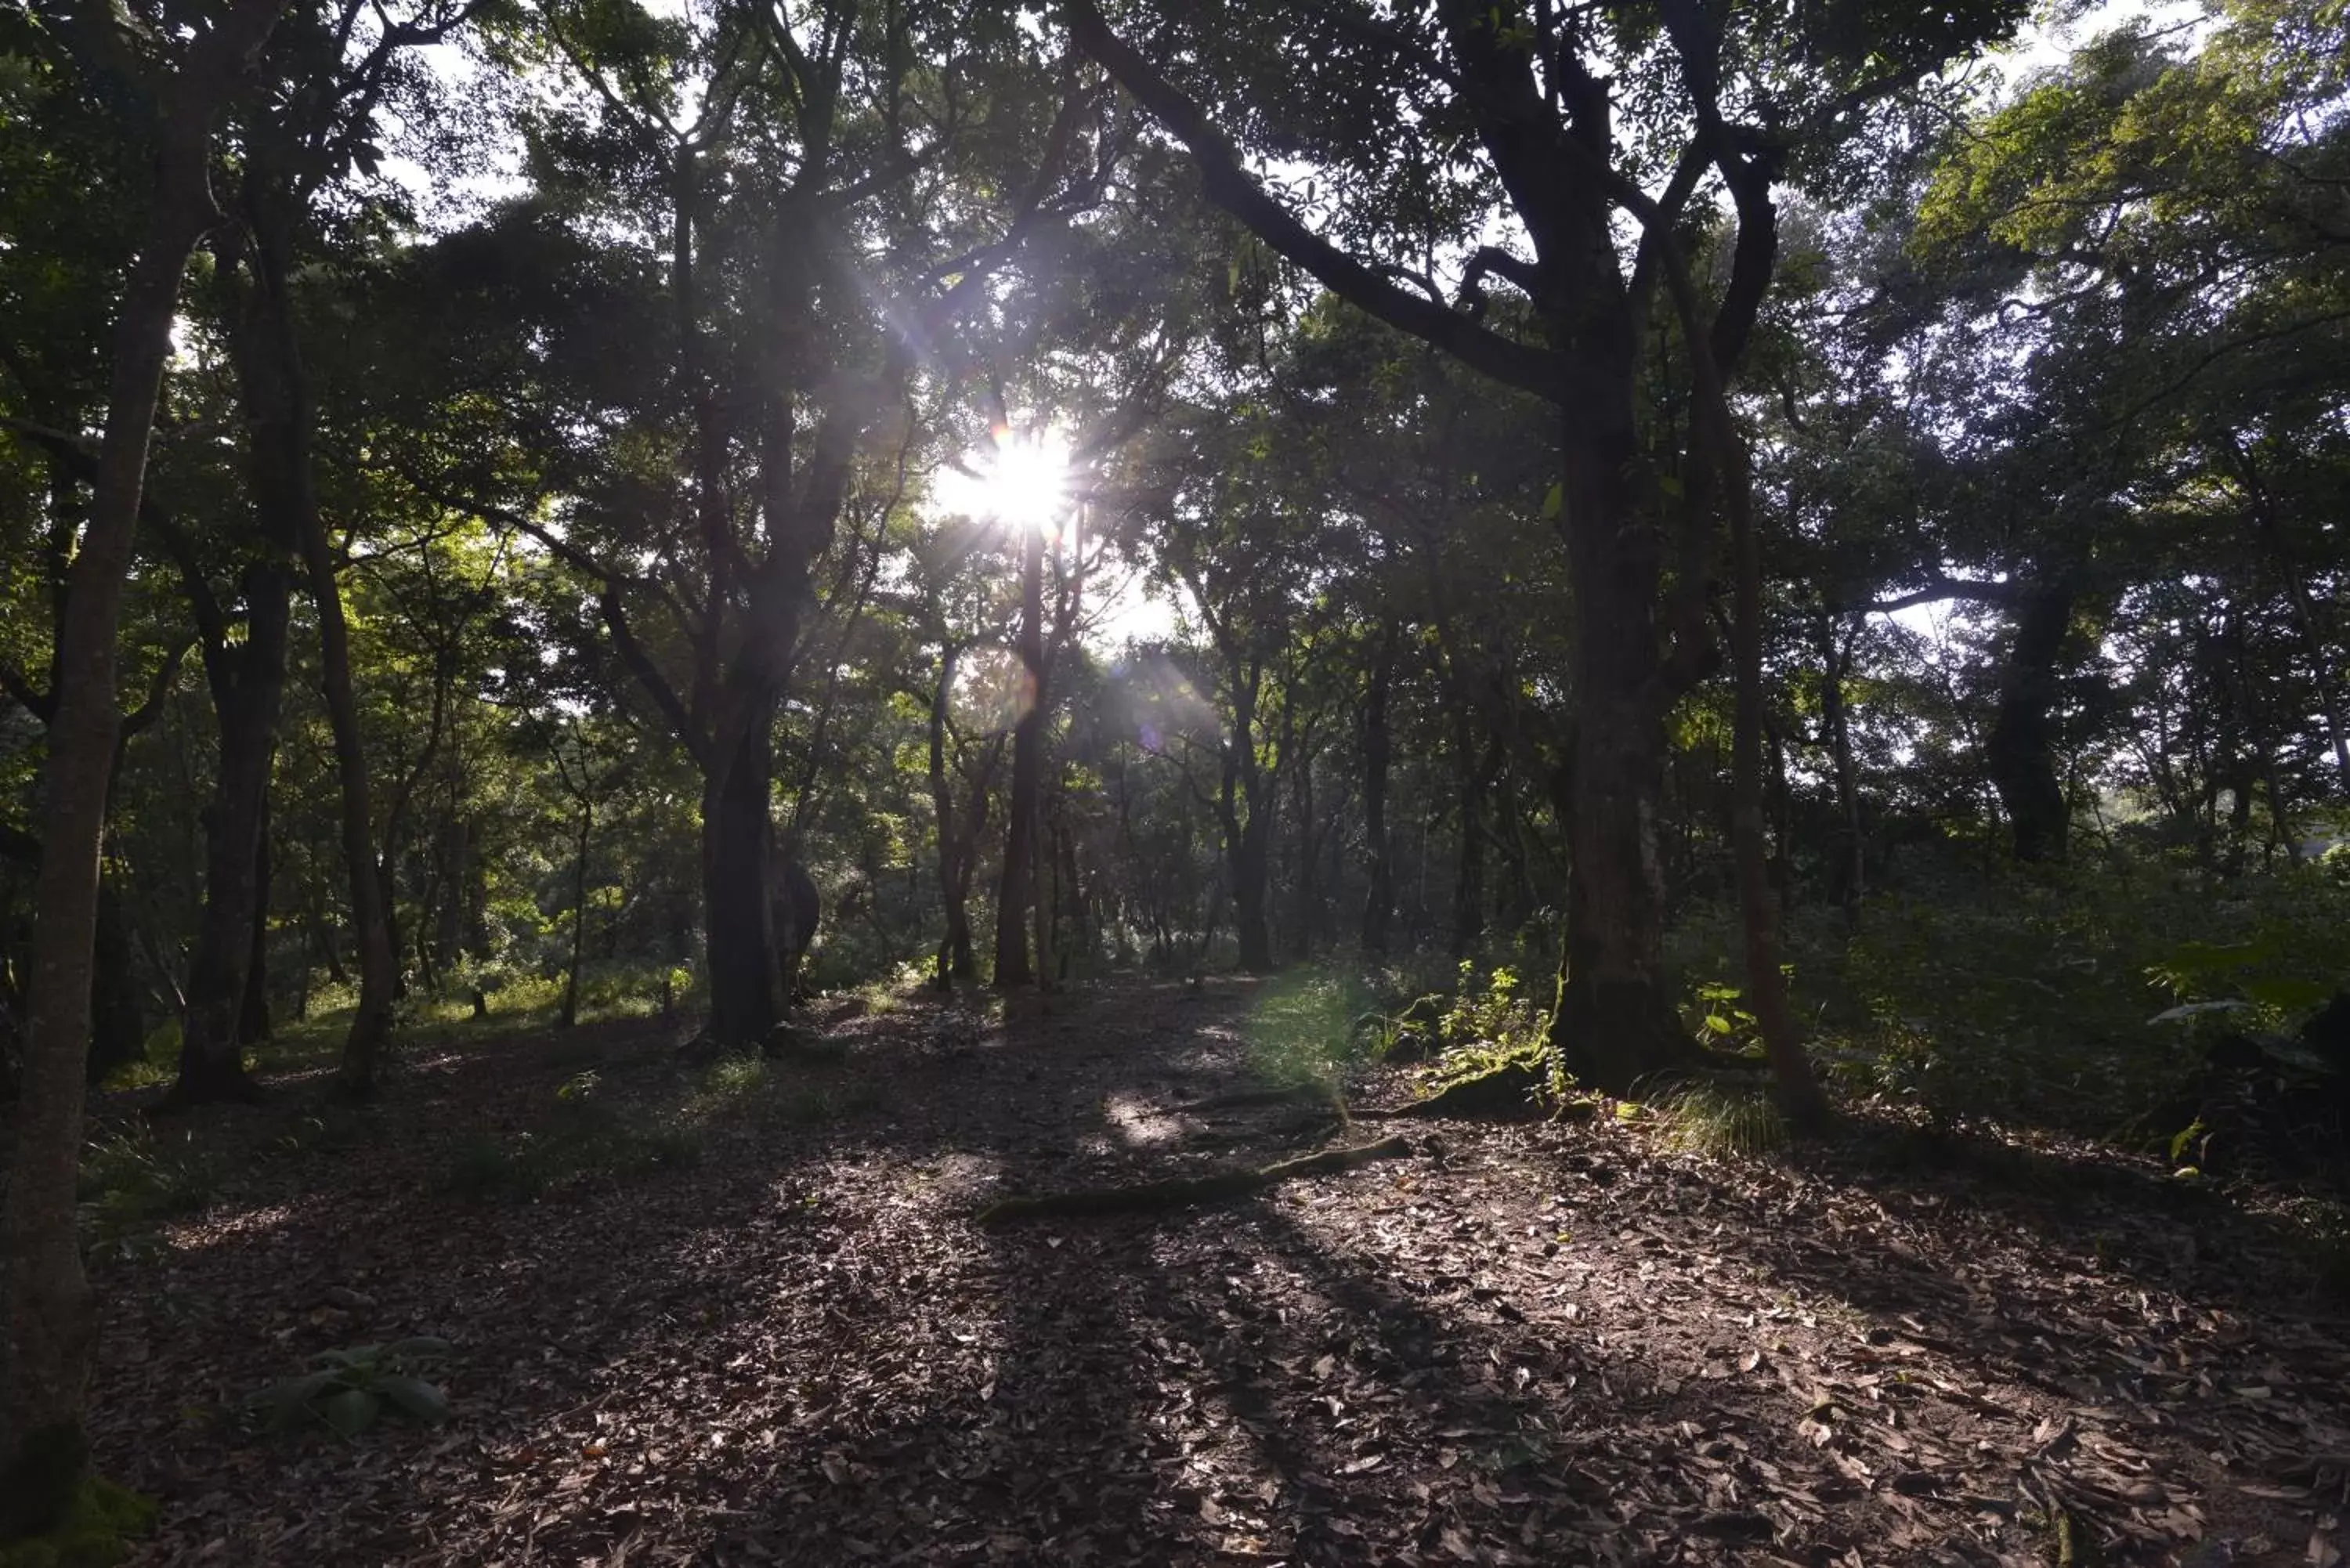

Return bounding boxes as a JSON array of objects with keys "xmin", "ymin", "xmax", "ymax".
[
  {"xmin": 446, "ymin": 1097, "xmax": 703, "ymax": 1204},
  {"xmin": 1241, "ymin": 970, "xmax": 1374, "ymax": 1090},
  {"xmin": 78, "ymin": 1131, "xmax": 217, "ymax": 1233},
  {"xmin": 1654, "ymin": 1077, "xmax": 1791, "ymax": 1159},
  {"xmin": 256, "ymin": 961, "xmax": 696, "ymax": 1073}
]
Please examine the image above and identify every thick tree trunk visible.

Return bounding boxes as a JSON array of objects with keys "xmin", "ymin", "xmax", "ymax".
[
  {"xmin": 1548, "ymin": 413, "xmax": 1694, "ymax": 1092},
  {"xmin": 995, "ymin": 528, "xmax": 1046, "ymax": 988},
  {"xmin": 2, "ymin": 11, "xmax": 281, "ymax": 1518},
  {"xmin": 1987, "ymin": 573, "xmax": 2077, "ymax": 864},
  {"xmin": 1360, "ymin": 624, "xmax": 1396, "ymax": 956},
  {"xmin": 169, "ymin": 568, "xmax": 288, "ymax": 1106},
  {"xmin": 703, "ymin": 706, "xmax": 780, "ymax": 1043}
]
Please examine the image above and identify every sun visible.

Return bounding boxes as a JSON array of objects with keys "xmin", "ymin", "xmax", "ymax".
[{"xmin": 935, "ymin": 427, "xmax": 1072, "ymax": 534}]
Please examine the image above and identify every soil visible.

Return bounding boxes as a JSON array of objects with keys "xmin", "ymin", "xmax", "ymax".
[{"xmin": 81, "ymin": 976, "xmax": 2350, "ymax": 1566}]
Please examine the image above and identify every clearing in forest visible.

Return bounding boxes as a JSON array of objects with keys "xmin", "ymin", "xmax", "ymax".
[{"xmin": 86, "ymin": 977, "xmax": 2350, "ymax": 1566}]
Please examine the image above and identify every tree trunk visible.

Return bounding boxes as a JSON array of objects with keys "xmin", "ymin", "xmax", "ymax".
[
  {"xmin": 2, "ymin": 4, "xmax": 282, "ymax": 1518},
  {"xmin": 1452, "ymin": 732, "xmax": 1502, "ymax": 960},
  {"xmin": 929, "ymin": 652, "xmax": 967, "ymax": 988},
  {"xmin": 433, "ymin": 816, "xmax": 468, "ymax": 964},
  {"xmin": 1987, "ymin": 573, "xmax": 2077, "ymax": 864},
  {"xmin": 1289, "ymin": 745, "xmax": 1317, "ymax": 963},
  {"xmin": 702, "ymin": 704, "xmax": 780, "ymax": 1043},
  {"xmin": 561, "ymin": 798, "xmax": 591, "ymax": 1028},
  {"xmin": 1360, "ymin": 624, "xmax": 1396, "ymax": 956},
  {"xmin": 995, "ymin": 527, "xmax": 1046, "ymax": 988},
  {"xmin": 168, "ymin": 567, "xmax": 288, "ymax": 1106},
  {"xmin": 310, "ymin": 901, "xmax": 348, "ymax": 986},
  {"xmin": 267, "ymin": 258, "xmax": 396, "ymax": 1092},
  {"xmin": 1229, "ymin": 784, "xmax": 1274, "ymax": 973},
  {"xmin": 1548, "ymin": 412, "xmax": 1693, "ymax": 1092},
  {"xmin": 85, "ymin": 883, "xmax": 145, "ymax": 1089},
  {"xmin": 2224, "ymin": 437, "xmax": 2350, "ymax": 790},
  {"xmin": 1817, "ymin": 612, "xmax": 1865, "ymax": 920},
  {"xmin": 237, "ymin": 817, "xmax": 271, "ymax": 1046},
  {"xmin": 1720, "ymin": 443, "xmax": 1831, "ymax": 1133},
  {"xmin": 1032, "ymin": 786, "xmax": 1057, "ymax": 987}
]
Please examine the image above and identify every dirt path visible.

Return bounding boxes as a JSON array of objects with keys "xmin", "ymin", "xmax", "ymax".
[{"xmin": 86, "ymin": 977, "xmax": 2350, "ymax": 1566}]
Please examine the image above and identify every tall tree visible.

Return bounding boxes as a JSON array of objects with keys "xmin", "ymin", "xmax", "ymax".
[
  {"xmin": 0, "ymin": 0, "xmax": 284, "ymax": 1532},
  {"xmin": 1064, "ymin": 0, "xmax": 2027, "ymax": 1088}
]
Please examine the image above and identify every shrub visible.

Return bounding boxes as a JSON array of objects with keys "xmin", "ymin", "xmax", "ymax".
[
  {"xmin": 78, "ymin": 1132, "xmax": 216, "ymax": 1234},
  {"xmin": 245, "ymin": 1339, "xmax": 452, "ymax": 1439},
  {"xmin": 1793, "ymin": 854, "xmax": 2350, "ymax": 1131}
]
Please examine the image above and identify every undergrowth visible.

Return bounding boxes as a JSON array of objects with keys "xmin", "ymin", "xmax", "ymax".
[
  {"xmin": 448, "ymin": 1080, "xmax": 701, "ymax": 1203},
  {"xmin": 1654, "ymin": 1077, "xmax": 1791, "ymax": 1159},
  {"xmin": 78, "ymin": 1131, "xmax": 216, "ymax": 1235},
  {"xmin": 0, "ymin": 1477, "xmax": 157, "ymax": 1568}
]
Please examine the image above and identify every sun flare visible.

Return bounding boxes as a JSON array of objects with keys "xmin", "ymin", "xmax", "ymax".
[{"xmin": 936, "ymin": 428, "xmax": 1072, "ymax": 534}]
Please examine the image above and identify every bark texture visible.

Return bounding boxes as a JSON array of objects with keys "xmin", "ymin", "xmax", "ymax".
[{"xmin": 2, "ymin": 0, "xmax": 283, "ymax": 1530}]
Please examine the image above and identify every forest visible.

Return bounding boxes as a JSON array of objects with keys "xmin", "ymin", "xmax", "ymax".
[{"xmin": 2, "ymin": 0, "xmax": 2348, "ymax": 1560}]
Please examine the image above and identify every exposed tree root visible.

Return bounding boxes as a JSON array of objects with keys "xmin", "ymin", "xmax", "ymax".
[
  {"xmin": 976, "ymin": 1136, "xmax": 1413, "ymax": 1227},
  {"xmin": 1355, "ymin": 1062, "xmax": 1551, "ymax": 1122}
]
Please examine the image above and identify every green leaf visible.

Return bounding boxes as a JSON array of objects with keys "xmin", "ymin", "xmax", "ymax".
[
  {"xmin": 374, "ymin": 1375, "xmax": 450, "ymax": 1424},
  {"xmin": 248, "ymin": 1369, "xmax": 340, "ymax": 1417},
  {"xmin": 322, "ymin": 1388, "xmax": 381, "ymax": 1438},
  {"xmin": 1541, "ymin": 482, "xmax": 1564, "ymax": 518}
]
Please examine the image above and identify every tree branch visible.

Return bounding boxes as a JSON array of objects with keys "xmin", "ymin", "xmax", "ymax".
[{"xmin": 1063, "ymin": 0, "xmax": 1564, "ymax": 404}]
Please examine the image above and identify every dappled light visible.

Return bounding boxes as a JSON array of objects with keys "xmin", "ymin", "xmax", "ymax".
[{"xmin": 5, "ymin": 0, "xmax": 2348, "ymax": 1559}]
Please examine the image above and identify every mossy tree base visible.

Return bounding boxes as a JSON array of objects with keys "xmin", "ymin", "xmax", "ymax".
[
  {"xmin": 977, "ymin": 1136, "xmax": 1413, "ymax": 1226},
  {"xmin": 0, "ymin": 1476, "xmax": 157, "ymax": 1568},
  {"xmin": 1354, "ymin": 1061, "xmax": 1557, "ymax": 1122}
]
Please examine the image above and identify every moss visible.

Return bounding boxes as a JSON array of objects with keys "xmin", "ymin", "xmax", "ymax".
[{"xmin": 0, "ymin": 1477, "xmax": 159, "ymax": 1568}]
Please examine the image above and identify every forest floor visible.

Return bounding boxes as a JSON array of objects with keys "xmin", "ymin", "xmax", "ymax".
[{"xmin": 80, "ymin": 974, "xmax": 2350, "ymax": 1567}]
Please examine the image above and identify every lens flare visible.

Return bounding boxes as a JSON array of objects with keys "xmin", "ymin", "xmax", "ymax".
[{"xmin": 934, "ymin": 427, "xmax": 1072, "ymax": 534}]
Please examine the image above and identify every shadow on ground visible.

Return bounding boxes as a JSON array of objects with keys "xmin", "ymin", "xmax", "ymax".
[{"xmin": 83, "ymin": 977, "xmax": 2350, "ymax": 1566}]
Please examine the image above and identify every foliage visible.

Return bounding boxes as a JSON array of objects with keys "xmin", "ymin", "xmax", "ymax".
[
  {"xmin": 0, "ymin": 1477, "xmax": 157, "ymax": 1568},
  {"xmin": 448, "ymin": 1085, "xmax": 702, "ymax": 1204},
  {"xmin": 244, "ymin": 1339, "xmax": 453, "ymax": 1440},
  {"xmin": 1806, "ymin": 855, "xmax": 2350, "ymax": 1129},
  {"xmin": 1241, "ymin": 970, "xmax": 1376, "ymax": 1090},
  {"xmin": 1656, "ymin": 1077, "xmax": 1794, "ymax": 1159},
  {"xmin": 76, "ymin": 1132, "xmax": 216, "ymax": 1234}
]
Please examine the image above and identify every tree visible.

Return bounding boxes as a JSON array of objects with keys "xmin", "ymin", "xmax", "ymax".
[
  {"xmin": 1063, "ymin": 0, "xmax": 2027, "ymax": 1090},
  {"xmin": 0, "ymin": 0, "xmax": 284, "ymax": 1532}
]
